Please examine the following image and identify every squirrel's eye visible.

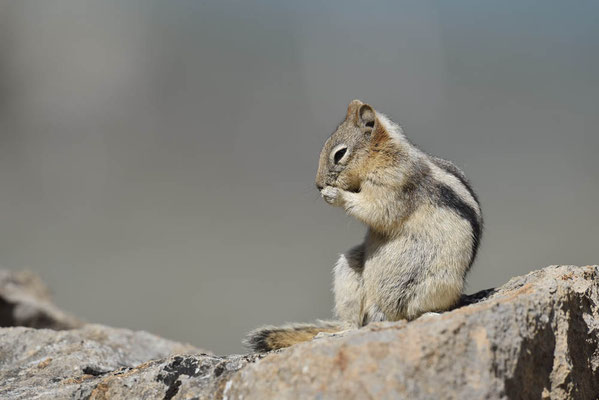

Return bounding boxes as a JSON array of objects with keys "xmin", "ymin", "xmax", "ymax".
[{"xmin": 333, "ymin": 147, "xmax": 347, "ymax": 165}]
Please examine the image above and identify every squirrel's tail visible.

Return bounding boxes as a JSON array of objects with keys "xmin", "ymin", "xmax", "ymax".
[{"xmin": 244, "ymin": 320, "xmax": 344, "ymax": 352}]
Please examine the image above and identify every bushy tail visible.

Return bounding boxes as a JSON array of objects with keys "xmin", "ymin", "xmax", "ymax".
[{"xmin": 244, "ymin": 320, "xmax": 343, "ymax": 352}]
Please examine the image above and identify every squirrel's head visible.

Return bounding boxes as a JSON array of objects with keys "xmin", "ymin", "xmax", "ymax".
[{"xmin": 315, "ymin": 99, "xmax": 400, "ymax": 193}]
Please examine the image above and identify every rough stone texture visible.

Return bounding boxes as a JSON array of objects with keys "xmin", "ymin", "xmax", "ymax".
[
  {"xmin": 1, "ymin": 265, "xmax": 598, "ymax": 399},
  {"xmin": 228, "ymin": 265, "xmax": 599, "ymax": 400},
  {"xmin": 0, "ymin": 270, "xmax": 82, "ymax": 330},
  {"xmin": 0, "ymin": 325, "xmax": 201, "ymax": 399}
]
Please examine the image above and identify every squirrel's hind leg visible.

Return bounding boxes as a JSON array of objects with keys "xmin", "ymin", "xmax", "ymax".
[{"xmin": 333, "ymin": 244, "xmax": 367, "ymax": 328}]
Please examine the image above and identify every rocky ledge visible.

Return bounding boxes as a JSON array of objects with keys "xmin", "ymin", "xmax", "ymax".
[{"xmin": 1, "ymin": 265, "xmax": 598, "ymax": 399}]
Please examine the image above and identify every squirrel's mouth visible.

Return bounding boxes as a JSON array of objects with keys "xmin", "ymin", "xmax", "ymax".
[
  {"xmin": 334, "ymin": 178, "xmax": 361, "ymax": 194},
  {"xmin": 346, "ymin": 183, "xmax": 361, "ymax": 193},
  {"xmin": 322, "ymin": 177, "xmax": 361, "ymax": 193}
]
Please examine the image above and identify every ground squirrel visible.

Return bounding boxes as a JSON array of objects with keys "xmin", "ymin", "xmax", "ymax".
[{"xmin": 245, "ymin": 100, "xmax": 482, "ymax": 352}]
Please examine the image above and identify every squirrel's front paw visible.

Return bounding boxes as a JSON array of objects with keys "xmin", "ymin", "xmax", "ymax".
[{"xmin": 321, "ymin": 186, "xmax": 342, "ymax": 206}]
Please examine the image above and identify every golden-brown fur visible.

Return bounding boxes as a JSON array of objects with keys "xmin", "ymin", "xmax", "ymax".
[
  {"xmin": 245, "ymin": 100, "xmax": 482, "ymax": 352},
  {"xmin": 244, "ymin": 321, "xmax": 343, "ymax": 353}
]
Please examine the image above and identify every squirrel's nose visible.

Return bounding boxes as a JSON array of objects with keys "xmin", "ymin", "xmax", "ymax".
[{"xmin": 316, "ymin": 183, "xmax": 324, "ymax": 191}]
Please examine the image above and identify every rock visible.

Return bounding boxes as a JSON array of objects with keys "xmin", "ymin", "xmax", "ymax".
[
  {"xmin": 0, "ymin": 324, "xmax": 202, "ymax": 399},
  {"xmin": 1, "ymin": 265, "xmax": 598, "ymax": 399},
  {"xmin": 229, "ymin": 265, "xmax": 599, "ymax": 400},
  {"xmin": 0, "ymin": 270, "xmax": 82, "ymax": 330}
]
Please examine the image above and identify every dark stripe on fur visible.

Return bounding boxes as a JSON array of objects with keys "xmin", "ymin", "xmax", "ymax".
[
  {"xmin": 245, "ymin": 328, "xmax": 276, "ymax": 353},
  {"xmin": 431, "ymin": 157, "xmax": 479, "ymax": 204},
  {"xmin": 435, "ymin": 183, "xmax": 482, "ymax": 268}
]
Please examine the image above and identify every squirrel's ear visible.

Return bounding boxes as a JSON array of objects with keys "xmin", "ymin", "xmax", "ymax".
[
  {"xmin": 357, "ymin": 104, "xmax": 376, "ymax": 134},
  {"xmin": 346, "ymin": 99, "xmax": 363, "ymax": 120}
]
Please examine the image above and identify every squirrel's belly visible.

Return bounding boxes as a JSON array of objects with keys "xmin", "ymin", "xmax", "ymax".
[{"xmin": 361, "ymin": 210, "xmax": 471, "ymax": 320}]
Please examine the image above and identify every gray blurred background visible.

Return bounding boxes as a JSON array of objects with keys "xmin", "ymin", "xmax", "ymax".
[{"xmin": 0, "ymin": 0, "xmax": 597, "ymax": 354}]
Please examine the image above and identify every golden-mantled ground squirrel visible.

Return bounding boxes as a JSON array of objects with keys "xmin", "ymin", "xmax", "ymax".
[{"xmin": 245, "ymin": 100, "xmax": 482, "ymax": 352}]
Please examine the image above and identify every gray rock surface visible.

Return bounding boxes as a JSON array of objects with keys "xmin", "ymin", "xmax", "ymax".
[
  {"xmin": 1, "ymin": 265, "xmax": 598, "ymax": 399},
  {"xmin": 0, "ymin": 325, "xmax": 201, "ymax": 399}
]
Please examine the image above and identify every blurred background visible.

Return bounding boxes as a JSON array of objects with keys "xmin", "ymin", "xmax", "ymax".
[{"xmin": 0, "ymin": 0, "xmax": 597, "ymax": 354}]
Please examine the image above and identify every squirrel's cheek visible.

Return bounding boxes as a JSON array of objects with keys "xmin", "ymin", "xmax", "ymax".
[{"xmin": 338, "ymin": 171, "xmax": 361, "ymax": 194}]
